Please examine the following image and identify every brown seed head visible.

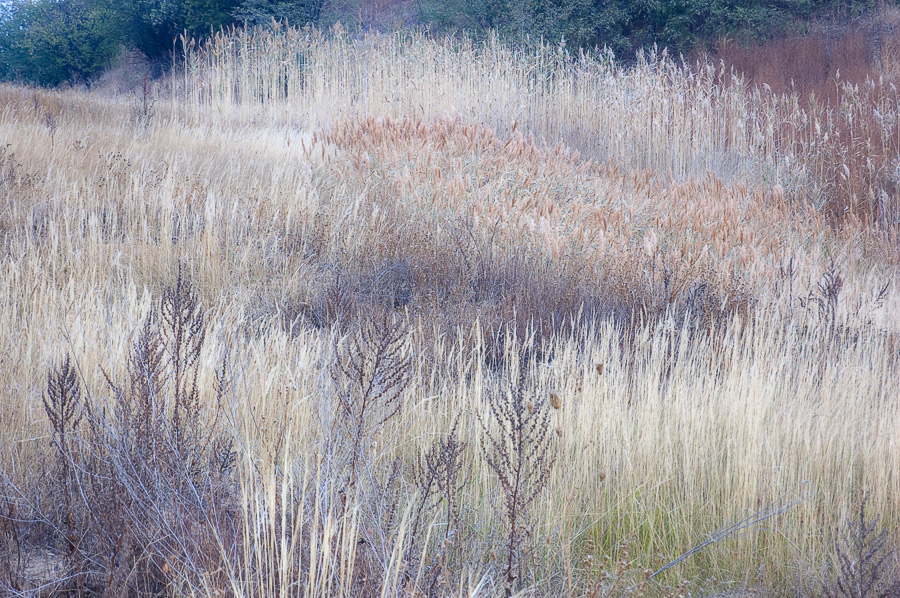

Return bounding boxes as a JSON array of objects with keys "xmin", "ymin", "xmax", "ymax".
[
  {"xmin": 550, "ymin": 391, "xmax": 562, "ymax": 410},
  {"xmin": 595, "ymin": 363, "xmax": 604, "ymax": 376}
]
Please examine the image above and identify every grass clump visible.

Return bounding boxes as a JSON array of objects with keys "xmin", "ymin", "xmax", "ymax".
[{"xmin": 9, "ymin": 268, "xmax": 237, "ymax": 595}]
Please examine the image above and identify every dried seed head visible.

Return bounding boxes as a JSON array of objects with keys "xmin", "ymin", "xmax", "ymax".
[
  {"xmin": 595, "ymin": 363, "xmax": 604, "ymax": 376},
  {"xmin": 772, "ymin": 183, "xmax": 784, "ymax": 203},
  {"xmin": 598, "ymin": 471, "xmax": 606, "ymax": 482},
  {"xmin": 526, "ymin": 400, "xmax": 534, "ymax": 414},
  {"xmin": 549, "ymin": 391, "xmax": 562, "ymax": 410},
  {"xmin": 555, "ymin": 426, "xmax": 563, "ymax": 438},
  {"xmin": 643, "ymin": 231, "xmax": 658, "ymax": 257}
]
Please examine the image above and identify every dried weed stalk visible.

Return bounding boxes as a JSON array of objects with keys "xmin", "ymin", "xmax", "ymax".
[
  {"xmin": 409, "ymin": 419, "xmax": 468, "ymax": 595},
  {"xmin": 480, "ymin": 357, "xmax": 556, "ymax": 597},
  {"xmin": 42, "ymin": 355, "xmax": 83, "ymax": 494},
  {"xmin": 330, "ymin": 313, "xmax": 411, "ymax": 485},
  {"xmin": 824, "ymin": 495, "xmax": 900, "ymax": 598},
  {"xmin": 27, "ymin": 266, "xmax": 237, "ymax": 595},
  {"xmin": 414, "ymin": 419, "xmax": 467, "ymax": 541}
]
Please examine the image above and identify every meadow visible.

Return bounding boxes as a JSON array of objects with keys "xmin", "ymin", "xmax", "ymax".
[{"xmin": 1, "ymin": 19, "xmax": 899, "ymax": 597}]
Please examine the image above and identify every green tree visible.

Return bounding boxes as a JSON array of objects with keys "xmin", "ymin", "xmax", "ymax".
[
  {"xmin": 114, "ymin": 0, "xmax": 240, "ymax": 59},
  {"xmin": 625, "ymin": 0, "xmax": 882, "ymax": 53},
  {"xmin": 0, "ymin": 0, "xmax": 123, "ymax": 85},
  {"xmin": 528, "ymin": 0, "xmax": 632, "ymax": 53},
  {"xmin": 0, "ymin": 0, "xmax": 239, "ymax": 85},
  {"xmin": 420, "ymin": 0, "xmax": 513, "ymax": 37},
  {"xmin": 419, "ymin": 0, "xmax": 888, "ymax": 57},
  {"xmin": 231, "ymin": 0, "xmax": 326, "ymax": 27}
]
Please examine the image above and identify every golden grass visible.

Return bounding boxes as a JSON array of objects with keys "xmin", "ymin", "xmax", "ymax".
[{"xmin": 1, "ymin": 25, "xmax": 899, "ymax": 596}]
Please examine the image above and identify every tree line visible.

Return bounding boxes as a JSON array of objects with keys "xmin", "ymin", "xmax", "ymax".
[{"xmin": 0, "ymin": 0, "xmax": 886, "ymax": 87}]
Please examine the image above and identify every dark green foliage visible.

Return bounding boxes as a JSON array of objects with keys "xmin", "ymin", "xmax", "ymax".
[
  {"xmin": 419, "ymin": 0, "xmax": 514, "ymax": 37},
  {"xmin": 115, "ymin": 0, "xmax": 240, "ymax": 59},
  {"xmin": 529, "ymin": 0, "xmax": 631, "ymax": 53},
  {"xmin": 0, "ymin": 0, "xmax": 122, "ymax": 86},
  {"xmin": 232, "ymin": 0, "xmax": 326, "ymax": 27},
  {"xmin": 635, "ymin": 0, "xmax": 879, "ymax": 52},
  {"xmin": 420, "ymin": 0, "xmax": 888, "ymax": 56},
  {"xmin": 0, "ymin": 0, "xmax": 239, "ymax": 84}
]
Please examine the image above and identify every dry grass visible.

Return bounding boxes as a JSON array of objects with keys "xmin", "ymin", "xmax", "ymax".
[{"xmin": 1, "ymin": 19, "xmax": 899, "ymax": 597}]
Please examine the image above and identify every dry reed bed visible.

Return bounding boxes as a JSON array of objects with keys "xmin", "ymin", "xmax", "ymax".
[
  {"xmin": 0, "ymin": 28, "xmax": 898, "ymax": 595},
  {"xmin": 322, "ymin": 115, "xmax": 813, "ymax": 312},
  {"xmin": 184, "ymin": 26, "xmax": 900, "ymax": 231},
  {"xmin": 4, "ymin": 81, "xmax": 894, "ymax": 330},
  {"xmin": 182, "ymin": 28, "xmax": 756, "ymax": 181}
]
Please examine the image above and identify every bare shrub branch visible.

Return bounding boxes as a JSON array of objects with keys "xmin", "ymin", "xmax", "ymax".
[
  {"xmin": 479, "ymin": 352, "xmax": 555, "ymax": 597},
  {"xmin": 824, "ymin": 495, "xmax": 900, "ymax": 598},
  {"xmin": 330, "ymin": 313, "xmax": 411, "ymax": 485}
]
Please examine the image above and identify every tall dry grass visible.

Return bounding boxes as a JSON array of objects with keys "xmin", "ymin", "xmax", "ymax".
[
  {"xmin": 0, "ymin": 23, "xmax": 899, "ymax": 596},
  {"xmin": 182, "ymin": 25, "xmax": 900, "ymax": 231}
]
